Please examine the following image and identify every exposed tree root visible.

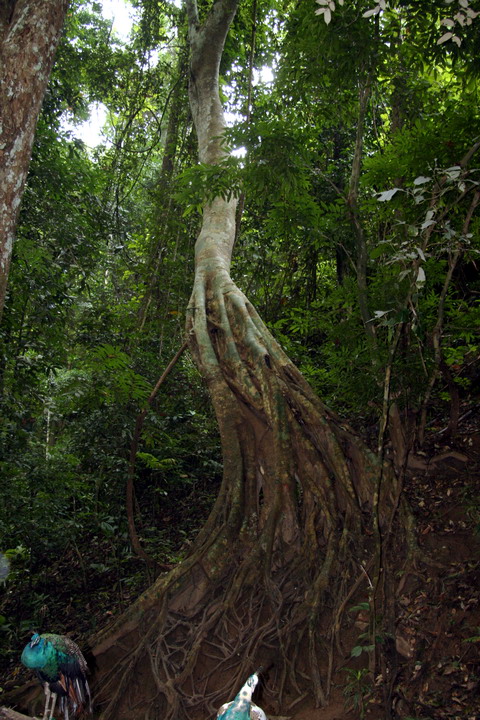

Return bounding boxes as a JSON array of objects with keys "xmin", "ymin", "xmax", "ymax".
[
  {"xmin": 88, "ymin": 269, "xmax": 407, "ymax": 720},
  {"xmin": 93, "ymin": 552, "xmax": 369, "ymax": 718}
]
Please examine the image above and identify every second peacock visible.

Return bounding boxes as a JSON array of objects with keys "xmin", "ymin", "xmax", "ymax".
[{"xmin": 216, "ymin": 671, "xmax": 267, "ymax": 720}]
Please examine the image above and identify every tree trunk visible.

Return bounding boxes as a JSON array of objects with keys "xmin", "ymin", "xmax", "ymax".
[
  {"xmin": 87, "ymin": 3, "xmax": 402, "ymax": 719},
  {"xmin": 347, "ymin": 74, "xmax": 375, "ymax": 349},
  {"xmin": 0, "ymin": 0, "xmax": 69, "ymax": 321}
]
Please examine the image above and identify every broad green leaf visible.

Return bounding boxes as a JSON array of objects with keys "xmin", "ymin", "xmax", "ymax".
[
  {"xmin": 348, "ymin": 602, "xmax": 371, "ymax": 613},
  {"xmin": 438, "ymin": 32, "xmax": 453, "ymax": 44},
  {"xmin": 413, "ymin": 176, "xmax": 431, "ymax": 185},
  {"xmin": 377, "ymin": 188, "xmax": 399, "ymax": 202},
  {"xmin": 370, "ymin": 243, "xmax": 390, "ymax": 258},
  {"xmin": 421, "ymin": 219, "xmax": 435, "ymax": 230}
]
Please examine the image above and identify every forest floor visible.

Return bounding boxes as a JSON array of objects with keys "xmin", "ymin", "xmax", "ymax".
[
  {"xmin": 287, "ymin": 414, "xmax": 480, "ymax": 720},
  {"xmin": 1, "ymin": 412, "xmax": 480, "ymax": 720}
]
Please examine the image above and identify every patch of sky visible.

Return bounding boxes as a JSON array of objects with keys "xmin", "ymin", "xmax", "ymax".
[
  {"xmin": 226, "ymin": 66, "xmax": 274, "ymax": 158},
  {"xmin": 102, "ymin": 0, "xmax": 135, "ymax": 42},
  {"xmin": 62, "ymin": 0, "xmax": 136, "ymax": 148},
  {"xmin": 63, "ymin": 2, "xmax": 274, "ymax": 150}
]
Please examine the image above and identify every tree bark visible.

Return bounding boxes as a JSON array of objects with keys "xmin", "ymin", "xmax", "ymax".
[{"xmin": 0, "ymin": 0, "xmax": 69, "ymax": 321}]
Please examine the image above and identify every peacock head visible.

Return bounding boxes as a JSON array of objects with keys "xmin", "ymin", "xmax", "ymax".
[
  {"xmin": 21, "ymin": 633, "xmax": 52, "ymax": 671},
  {"xmin": 247, "ymin": 667, "xmax": 263, "ymax": 690},
  {"xmin": 30, "ymin": 633, "xmax": 42, "ymax": 647}
]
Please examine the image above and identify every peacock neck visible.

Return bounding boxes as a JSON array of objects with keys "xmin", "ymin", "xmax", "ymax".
[{"xmin": 21, "ymin": 639, "xmax": 61, "ymax": 679}]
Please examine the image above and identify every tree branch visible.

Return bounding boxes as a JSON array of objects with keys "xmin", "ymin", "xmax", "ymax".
[
  {"xmin": 184, "ymin": 0, "xmax": 199, "ymax": 36},
  {"xmin": 417, "ymin": 188, "xmax": 480, "ymax": 446},
  {"xmin": 346, "ymin": 74, "xmax": 376, "ymax": 350},
  {"xmin": 459, "ymin": 138, "xmax": 480, "ymax": 168},
  {"xmin": 0, "ymin": 708, "xmax": 33, "ymax": 720},
  {"xmin": 234, "ymin": 0, "xmax": 257, "ymax": 245}
]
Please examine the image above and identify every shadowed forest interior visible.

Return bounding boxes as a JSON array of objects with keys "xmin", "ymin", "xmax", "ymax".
[{"xmin": 0, "ymin": 1, "xmax": 479, "ymax": 719}]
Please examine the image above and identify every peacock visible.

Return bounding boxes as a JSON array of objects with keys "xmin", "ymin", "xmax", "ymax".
[
  {"xmin": 216, "ymin": 671, "xmax": 267, "ymax": 720},
  {"xmin": 21, "ymin": 632, "xmax": 92, "ymax": 720}
]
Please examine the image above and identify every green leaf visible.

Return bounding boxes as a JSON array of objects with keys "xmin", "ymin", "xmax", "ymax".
[
  {"xmin": 377, "ymin": 188, "xmax": 399, "ymax": 202},
  {"xmin": 348, "ymin": 602, "xmax": 370, "ymax": 613},
  {"xmin": 370, "ymin": 244, "xmax": 390, "ymax": 259},
  {"xmin": 413, "ymin": 175, "xmax": 431, "ymax": 185},
  {"xmin": 437, "ymin": 31, "xmax": 453, "ymax": 44}
]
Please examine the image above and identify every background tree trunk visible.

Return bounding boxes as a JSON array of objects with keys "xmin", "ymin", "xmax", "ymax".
[{"xmin": 0, "ymin": 0, "xmax": 69, "ymax": 321}]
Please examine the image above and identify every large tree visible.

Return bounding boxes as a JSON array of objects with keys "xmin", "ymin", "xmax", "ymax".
[
  {"xmin": 90, "ymin": 2, "xmax": 403, "ymax": 718},
  {"xmin": 0, "ymin": 0, "xmax": 69, "ymax": 320}
]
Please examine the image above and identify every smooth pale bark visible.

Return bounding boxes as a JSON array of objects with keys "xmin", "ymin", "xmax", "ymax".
[
  {"xmin": 0, "ymin": 0, "xmax": 69, "ymax": 321},
  {"xmin": 186, "ymin": 0, "xmax": 239, "ymax": 270}
]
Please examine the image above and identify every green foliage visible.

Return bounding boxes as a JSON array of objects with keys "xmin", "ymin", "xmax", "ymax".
[
  {"xmin": 175, "ymin": 157, "xmax": 243, "ymax": 215},
  {"xmin": 0, "ymin": 1, "xmax": 221, "ymax": 672},
  {"xmin": 342, "ymin": 667, "xmax": 372, "ymax": 719},
  {"xmin": 84, "ymin": 344, "xmax": 152, "ymax": 405},
  {"xmin": 348, "ymin": 602, "xmax": 371, "ymax": 614},
  {"xmin": 233, "ymin": 0, "xmax": 480, "ymax": 423},
  {"xmin": 136, "ymin": 453, "xmax": 177, "ymax": 471}
]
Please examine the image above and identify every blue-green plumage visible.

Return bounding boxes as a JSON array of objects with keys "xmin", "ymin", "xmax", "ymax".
[
  {"xmin": 217, "ymin": 672, "xmax": 267, "ymax": 720},
  {"xmin": 21, "ymin": 632, "xmax": 91, "ymax": 720}
]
